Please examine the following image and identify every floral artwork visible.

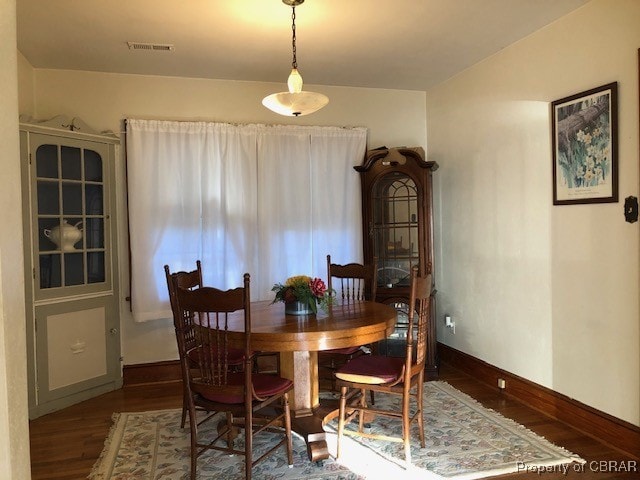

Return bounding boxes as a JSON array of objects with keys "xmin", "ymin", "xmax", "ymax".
[
  {"xmin": 272, "ymin": 275, "xmax": 332, "ymax": 314},
  {"xmin": 552, "ymin": 82, "xmax": 618, "ymax": 205}
]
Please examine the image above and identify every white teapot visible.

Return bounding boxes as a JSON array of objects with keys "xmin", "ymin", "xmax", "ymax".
[{"xmin": 44, "ymin": 220, "xmax": 83, "ymax": 251}]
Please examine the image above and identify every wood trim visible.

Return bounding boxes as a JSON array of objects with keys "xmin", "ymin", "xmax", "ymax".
[
  {"xmin": 438, "ymin": 343, "xmax": 640, "ymax": 460},
  {"xmin": 122, "ymin": 360, "xmax": 182, "ymax": 386}
]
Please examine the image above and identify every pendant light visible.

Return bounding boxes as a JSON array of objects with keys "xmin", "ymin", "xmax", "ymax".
[{"xmin": 262, "ymin": 0, "xmax": 328, "ymax": 116}]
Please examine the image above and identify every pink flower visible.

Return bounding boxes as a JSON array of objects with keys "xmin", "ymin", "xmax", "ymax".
[{"xmin": 309, "ymin": 277, "xmax": 327, "ymax": 297}]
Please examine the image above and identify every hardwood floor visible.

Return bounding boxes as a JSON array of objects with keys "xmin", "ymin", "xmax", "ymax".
[
  {"xmin": 29, "ymin": 362, "xmax": 638, "ymax": 479},
  {"xmin": 29, "ymin": 381, "xmax": 183, "ymax": 479}
]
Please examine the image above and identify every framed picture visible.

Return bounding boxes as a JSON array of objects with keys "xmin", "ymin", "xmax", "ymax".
[{"xmin": 551, "ymin": 82, "xmax": 618, "ymax": 205}]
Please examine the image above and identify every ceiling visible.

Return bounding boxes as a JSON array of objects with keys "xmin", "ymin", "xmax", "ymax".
[{"xmin": 17, "ymin": 0, "xmax": 590, "ymax": 92}]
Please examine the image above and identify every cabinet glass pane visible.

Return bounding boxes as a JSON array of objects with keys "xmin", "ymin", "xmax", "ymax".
[
  {"xmin": 39, "ymin": 254, "xmax": 61, "ymax": 289},
  {"xmin": 85, "ymin": 184, "xmax": 103, "ymax": 215},
  {"xmin": 372, "ymin": 172, "xmax": 419, "ymax": 287},
  {"xmin": 65, "ymin": 218, "xmax": 84, "ymax": 250},
  {"xmin": 388, "ymin": 302, "xmax": 410, "ymax": 336},
  {"xmin": 64, "ymin": 253, "xmax": 84, "ymax": 286},
  {"xmin": 32, "ymin": 137, "xmax": 110, "ymax": 295},
  {"xmin": 85, "ymin": 218, "xmax": 104, "ymax": 249},
  {"xmin": 35, "ymin": 145, "xmax": 58, "ymax": 178},
  {"xmin": 378, "ymin": 260, "xmax": 413, "ymax": 287},
  {"xmin": 87, "ymin": 252, "xmax": 105, "ymax": 284},
  {"xmin": 377, "ymin": 301, "xmax": 417, "ymax": 359},
  {"xmin": 380, "ymin": 226, "xmax": 417, "ymax": 254},
  {"xmin": 40, "ymin": 218, "xmax": 60, "ymax": 252},
  {"xmin": 37, "ymin": 181, "xmax": 59, "ymax": 215},
  {"xmin": 61, "ymin": 146, "xmax": 81, "ymax": 180},
  {"xmin": 62, "ymin": 183, "xmax": 83, "ymax": 215},
  {"xmin": 84, "ymin": 150, "xmax": 103, "ymax": 182}
]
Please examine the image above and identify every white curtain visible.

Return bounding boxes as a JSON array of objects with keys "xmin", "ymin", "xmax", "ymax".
[{"xmin": 126, "ymin": 119, "xmax": 367, "ymax": 322}]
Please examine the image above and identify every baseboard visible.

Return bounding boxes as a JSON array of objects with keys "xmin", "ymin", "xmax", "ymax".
[
  {"xmin": 123, "ymin": 360, "xmax": 182, "ymax": 386},
  {"xmin": 438, "ymin": 342, "xmax": 640, "ymax": 460}
]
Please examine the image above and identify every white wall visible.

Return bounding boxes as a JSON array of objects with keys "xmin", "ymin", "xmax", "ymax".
[
  {"xmin": 17, "ymin": 51, "xmax": 34, "ymax": 117},
  {"xmin": 26, "ymin": 69, "xmax": 427, "ymax": 365},
  {"xmin": 31, "ymin": 70, "xmax": 426, "ymax": 150},
  {"xmin": 427, "ymin": 0, "xmax": 639, "ymax": 425},
  {"xmin": 0, "ymin": 0, "xmax": 31, "ymax": 478}
]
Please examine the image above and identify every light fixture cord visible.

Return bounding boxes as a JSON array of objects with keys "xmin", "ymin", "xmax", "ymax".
[{"xmin": 291, "ymin": 6, "xmax": 297, "ymax": 69}]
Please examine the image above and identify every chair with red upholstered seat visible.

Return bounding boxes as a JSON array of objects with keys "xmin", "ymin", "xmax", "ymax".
[
  {"xmin": 318, "ymin": 254, "xmax": 377, "ymax": 396},
  {"xmin": 165, "ymin": 262, "xmax": 246, "ymax": 428},
  {"xmin": 334, "ymin": 266, "xmax": 431, "ymax": 467},
  {"xmin": 175, "ymin": 274, "xmax": 293, "ymax": 480}
]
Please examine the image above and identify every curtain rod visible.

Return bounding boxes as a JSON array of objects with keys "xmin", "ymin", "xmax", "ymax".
[{"xmin": 120, "ymin": 118, "xmax": 366, "ymax": 134}]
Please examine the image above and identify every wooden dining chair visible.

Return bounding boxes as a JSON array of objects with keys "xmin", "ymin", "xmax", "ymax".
[
  {"xmin": 334, "ymin": 266, "xmax": 431, "ymax": 468},
  {"xmin": 318, "ymin": 254, "xmax": 377, "ymax": 396},
  {"xmin": 164, "ymin": 262, "xmax": 245, "ymax": 428},
  {"xmin": 175, "ymin": 274, "xmax": 294, "ymax": 480}
]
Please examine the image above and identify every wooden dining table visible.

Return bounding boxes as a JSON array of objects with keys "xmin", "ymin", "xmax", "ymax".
[{"xmin": 224, "ymin": 299, "xmax": 397, "ymax": 462}]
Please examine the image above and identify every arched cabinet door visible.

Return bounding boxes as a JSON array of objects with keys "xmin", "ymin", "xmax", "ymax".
[{"xmin": 355, "ymin": 147, "xmax": 439, "ymax": 376}]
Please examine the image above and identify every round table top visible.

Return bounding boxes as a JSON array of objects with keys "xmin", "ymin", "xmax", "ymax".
[{"xmin": 225, "ymin": 300, "xmax": 397, "ymax": 352}]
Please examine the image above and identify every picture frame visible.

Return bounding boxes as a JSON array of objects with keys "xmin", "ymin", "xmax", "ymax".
[{"xmin": 551, "ymin": 82, "xmax": 618, "ymax": 205}]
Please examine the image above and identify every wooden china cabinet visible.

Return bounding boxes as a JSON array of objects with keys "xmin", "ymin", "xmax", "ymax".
[{"xmin": 355, "ymin": 146, "xmax": 439, "ymax": 376}]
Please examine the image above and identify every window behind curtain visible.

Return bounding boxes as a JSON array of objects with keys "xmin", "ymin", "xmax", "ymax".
[{"xmin": 126, "ymin": 119, "xmax": 367, "ymax": 322}]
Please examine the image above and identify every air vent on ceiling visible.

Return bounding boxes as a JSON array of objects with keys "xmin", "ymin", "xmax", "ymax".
[{"xmin": 127, "ymin": 42, "xmax": 175, "ymax": 52}]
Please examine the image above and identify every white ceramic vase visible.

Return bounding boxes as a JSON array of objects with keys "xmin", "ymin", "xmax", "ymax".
[{"xmin": 44, "ymin": 220, "xmax": 83, "ymax": 251}]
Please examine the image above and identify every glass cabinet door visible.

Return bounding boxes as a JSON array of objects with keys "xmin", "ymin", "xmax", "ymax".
[
  {"xmin": 32, "ymin": 136, "xmax": 110, "ymax": 297},
  {"xmin": 372, "ymin": 172, "xmax": 419, "ymax": 288}
]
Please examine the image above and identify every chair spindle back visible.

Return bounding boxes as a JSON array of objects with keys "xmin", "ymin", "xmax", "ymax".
[
  {"xmin": 405, "ymin": 266, "xmax": 432, "ymax": 373},
  {"xmin": 175, "ymin": 274, "xmax": 251, "ymax": 396},
  {"xmin": 326, "ymin": 254, "xmax": 377, "ymax": 302}
]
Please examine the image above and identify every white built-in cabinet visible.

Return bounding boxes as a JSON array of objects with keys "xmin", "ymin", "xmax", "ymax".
[{"xmin": 20, "ymin": 116, "xmax": 122, "ymax": 418}]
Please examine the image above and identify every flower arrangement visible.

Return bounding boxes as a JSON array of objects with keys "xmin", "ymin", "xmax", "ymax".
[{"xmin": 272, "ymin": 275, "xmax": 332, "ymax": 314}]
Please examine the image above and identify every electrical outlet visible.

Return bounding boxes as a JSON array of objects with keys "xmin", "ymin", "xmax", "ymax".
[
  {"xmin": 497, "ymin": 378, "xmax": 506, "ymax": 389},
  {"xmin": 444, "ymin": 314, "xmax": 456, "ymax": 334}
]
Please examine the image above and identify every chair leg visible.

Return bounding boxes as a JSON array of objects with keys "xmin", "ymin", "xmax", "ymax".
[
  {"xmin": 188, "ymin": 406, "xmax": 198, "ymax": 480},
  {"xmin": 181, "ymin": 385, "xmax": 190, "ymax": 428},
  {"xmin": 329, "ymin": 358, "xmax": 337, "ymax": 392},
  {"xmin": 181, "ymin": 397, "xmax": 188, "ymax": 429},
  {"xmin": 358, "ymin": 388, "xmax": 367, "ymax": 433},
  {"xmin": 402, "ymin": 388, "xmax": 411, "ymax": 466},
  {"xmin": 336, "ymin": 386, "xmax": 348, "ymax": 459},
  {"xmin": 245, "ymin": 408, "xmax": 253, "ymax": 480},
  {"xmin": 417, "ymin": 375, "xmax": 425, "ymax": 448},
  {"xmin": 226, "ymin": 412, "xmax": 234, "ymax": 449}
]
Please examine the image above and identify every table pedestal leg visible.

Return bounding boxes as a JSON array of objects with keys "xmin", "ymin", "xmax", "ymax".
[{"xmin": 280, "ymin": 351, "xmax": 329, "ymax": 462}]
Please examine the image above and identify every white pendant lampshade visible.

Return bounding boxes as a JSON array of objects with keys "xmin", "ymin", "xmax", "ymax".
[
  {"xmin": 262, "ymin": 68, "xmax": 328, "ymax": 116},
  {"xmin": 262, "ymin": 0, "xmax": 328, "ymax": 117}
]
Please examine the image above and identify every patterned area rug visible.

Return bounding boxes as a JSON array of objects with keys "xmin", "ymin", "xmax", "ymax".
[{"xmin": 89, "ymin": 381, "xmax": 584, "ymax": 479}]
